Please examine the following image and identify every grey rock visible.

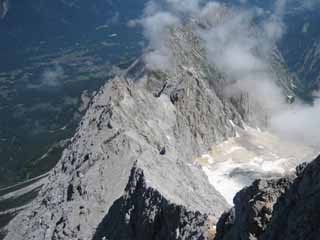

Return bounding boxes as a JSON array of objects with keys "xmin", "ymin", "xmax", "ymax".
[
  {"xmin": 92, "ymin": 163, "xmax": 214, "ymax": 240},
  {"xmin": 215, "ymin": 178, "xmax": 292, "ymax": 240},
  {"xmin": 3, "ymin": 15, "xmax": 298, "ymax": 240},
  {"xmin": 280, "ymin": 10, "xmax": 320, "ymax": 96},
  {"xmin": 4, "ymin": 26, "xmax": 237, "ymax": 240},
  {"xmin": 215, "ymin": 155, "xmax": 320, "ymax": 240}
]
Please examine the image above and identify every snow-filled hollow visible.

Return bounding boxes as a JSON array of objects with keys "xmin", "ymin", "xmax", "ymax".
[{"xmin": 195, "ymin": 126, "xmax": 317, "ymax": 205}]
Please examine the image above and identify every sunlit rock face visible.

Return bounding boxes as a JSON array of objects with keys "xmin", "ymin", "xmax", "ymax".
[
  {"xmin": 3, "ymin": 25, "xmax": 241, "ymax": 239},
  {"xmin": 2, "ymin": 2, "xmax": 318, "ymax": 239}
]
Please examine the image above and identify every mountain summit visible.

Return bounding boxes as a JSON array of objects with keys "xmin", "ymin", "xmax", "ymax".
[{"xmin": 2, "ymin": 2, "xmax": 320, "ymax": 240}]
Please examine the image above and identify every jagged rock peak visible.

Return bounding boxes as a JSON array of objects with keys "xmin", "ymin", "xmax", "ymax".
[
  {"xmin": 92, "ymin": 162, "xmax": 216, "ymax": 240},
  {"xmin": 3, "ymin": 41, "xmax": 238, "ymax": 238},
  {"xmin": 2, "ymin": 8, "xmax": 300, "ymax": 240}
]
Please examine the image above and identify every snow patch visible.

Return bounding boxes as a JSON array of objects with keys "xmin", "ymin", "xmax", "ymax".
[
  {"xmin": 203, "ymin": 165, "xmax": 243, "ymax": 205},
  {"xmin": 196, "ymin": 127, "xmax": 316, "ymax": 205}
]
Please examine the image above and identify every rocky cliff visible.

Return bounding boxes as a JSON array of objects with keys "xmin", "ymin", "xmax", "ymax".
[
  {"xmin": 2, "ymin": 25, "xmax": 241, "ymax": 240},
  {"xmin": 279, "ymin": 8, "xmax": 320, "ymax": 97},
  {"xmin": 215, "ymin": 154, "xmax": 320, "ymax": 240},
  {"xmin": 2, "ymin": 11, "xmax": 299, "ymax": 240}
]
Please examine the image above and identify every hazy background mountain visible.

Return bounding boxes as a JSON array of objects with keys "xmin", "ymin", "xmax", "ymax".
[
  {"xmin": 280, "ymin": 7, "xmax": 320, "ymax": 97},
  {"xmin": 227, "ymin": 0, "xmax": 320, "ymax": 98}
]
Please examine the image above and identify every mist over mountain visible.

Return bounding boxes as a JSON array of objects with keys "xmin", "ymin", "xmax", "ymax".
[
  {"xmin": 1, "ymin": 0, "xmax": 320, "ymax": 239},
  {"xmin": 228, "ymin": 0, "xmax": 320, "ymax": 96}
]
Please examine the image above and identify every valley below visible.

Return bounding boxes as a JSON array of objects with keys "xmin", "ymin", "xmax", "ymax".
[{"xmin": 1, "ymin": 0, "xmax": 320, "ymax": 240}]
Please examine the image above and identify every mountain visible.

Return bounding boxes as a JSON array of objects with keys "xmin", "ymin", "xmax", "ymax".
[
  {"xmin": 1, "ymin": 8, "xmax": 314, "ymax": 238},
  {"xmin": 223, "ymin": 0, "xmax": 320, "ymax": 98},
  {"xmin": 3, "ymin": 24, "xmax": 240, "ymax": 240},
  {"xmin": 1, "ymin": 1, "xmax": 320, "ymax": 240},
  {"xmin": 280, "ymin": 8, "xmax": 320, "ymax": 97}
]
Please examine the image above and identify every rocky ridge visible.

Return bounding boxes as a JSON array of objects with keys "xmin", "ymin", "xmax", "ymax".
[
  {"xmin": 297, "ymin": 40, "xmax": 320, "ymax": 93},
  {"xmin": 3, "ymin": 25, "xmax": 240, "ymax": 240},
  {"xmin": 2, "ymin": 19, "xmax": 297, "ymax": 240},
  {"xmin": 92, "ymin": 163, "xmax": 216, "ymax": 240},
  {"xmin": 279, "ymin": 8, "xmax": 320, "ymax": 96}
]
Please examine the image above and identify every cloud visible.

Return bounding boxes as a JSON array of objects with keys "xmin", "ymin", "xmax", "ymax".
[
  {"xmin": 41, "ymin": 65, "xmax": 64, "ymax": 87},
  {"xmin": 0, "ymin": 0, "xmax": 9, "ymax": 19},
  {"xmin": 26, "ymin": 65, "xmax": 65, "ymax": 89},
  {"xmin": 139, "ymin": 0, "xmax": 320, "ymax": 147},
  {"xmin": 165, "ymin": 0, "xmax": 202, "ymax": 15},
  {"xmin": 141, "ymin": 9, "xmax": 181, "ymax": 70},
  {"xmin": 41, "ymin": 65, "xmax": 65, "ymax": 88},
  {"xmin": 197, "ymin": 2, "xmax": 287, "ymax": 115},
  {"xmin": 135, "ymin": 0, "xmax": 213, "ymax": 70},
  {"xmin": 262, "ymin": 18, "xmax": 285, "ymax": 41},
  {"xmin": 274, "ymin": 0, "xmax": 287, "ymax": 16},
  {"xmin": 270, "ymin": 100, "xmax": 320, "ymax": 147}
]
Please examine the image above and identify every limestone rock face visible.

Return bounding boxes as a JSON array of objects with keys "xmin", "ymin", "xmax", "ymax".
[
  {"xmin": 4, "ymin": 73, "xmax": 229, "ymax": 239},
  {"xmin": 92, "ymin": 164, "xmax": 214, "ymax": 240},
  {"xmin": 215, "ymin": 178, "xmax": 293, "ymax": 240},
  {"xmin": 3, "ymin": 26, "xmax": 240, "ymax": 240},
  {"xmin": 3, "ymin": 17, "xmax": 297, "ymax": 240},
  {"xmin": 215, "ymin": 155, "xmax": 320, "ymax": 240},
  {"xmin": 280, "ymin": 9, "xmax": 320, "ymax": 96}
]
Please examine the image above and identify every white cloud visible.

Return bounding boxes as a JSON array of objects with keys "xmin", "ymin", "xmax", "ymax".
[
  {"xmin": 275, "ymin": 0, "xmax": 287, "ymax": 16},
  {"xmin": 141, "ymin": 10, "xmax": 180, "ymax": 70},
  {"xmin": 41, "ymin": 65, "xmax": 64, "ymax": 87},
  {"xmin": 139, "ymin": 0, "xmax": 320, "ymax": 146},
  {"xmin": 165, "ymin": 0, "xmax": 202, "ymax": 15},
  {"xmin": 270, "ymin": 100, "xmax": 320, "ymax": 147},
  {"xmin": 0, "ymin": 0, "xmax": 9, "ymax": 19}
]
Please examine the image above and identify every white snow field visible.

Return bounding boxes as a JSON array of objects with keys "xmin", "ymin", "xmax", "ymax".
[{"xmin": 196, "ymin": 126, "xmax": 317, "ymax": 204}]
